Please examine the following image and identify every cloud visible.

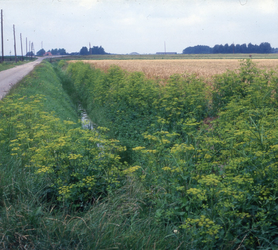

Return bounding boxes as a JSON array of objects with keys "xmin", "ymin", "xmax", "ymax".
[
  {"xmin": 78, "ymin": 0, "xmax": 99, "ymax": 9},
  {"xmin": 255, "ymin": 0, "xmax": 278, "ymax": 14},
  {"xmin": 1, "ymin": 0, "xmax": 278, "ymax": 55}
]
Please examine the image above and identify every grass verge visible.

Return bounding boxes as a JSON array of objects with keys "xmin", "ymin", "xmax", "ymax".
[
  {"xmin": 0, "ymin": 61, "xmax": 183, "ymax": 249},
  {"xmin": 0, "ymin": 58, "xmax": 36, "ymax": 72}
]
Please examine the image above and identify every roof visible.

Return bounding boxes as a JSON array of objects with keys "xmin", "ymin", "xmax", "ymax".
[{"xmin": 43, "ymin": 52, "xmax": 53, "ymax": 56}]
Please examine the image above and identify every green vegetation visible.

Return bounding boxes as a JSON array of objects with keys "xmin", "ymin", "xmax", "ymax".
[
  {"xmin": 0, "ymin": 62, "xmax": 131, "ymax": 248},
  {"xmin": 37, "ymin": 48, "xmax": 67, "ymax": 56},
  {"xmin": 183, "ymin": 42, "xmax": 273, "ymax": 54},
  {"xmin": 66, "ymin": 59, "xmax": 278, "ymax": 249},
  {"xmin": 0, "ymin": 58, "xmax": 35, "ymax": 72},
  {"xmin": 79, "ymin": 46, "xmax": 107, "ymax": 55},
  {"xmin": 1, "ymin": 59, "xmax": 278, "ymax": 249}
]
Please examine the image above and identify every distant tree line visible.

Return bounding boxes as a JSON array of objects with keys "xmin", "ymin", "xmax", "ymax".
[
  {"xmin": 79, "ymin": 46, "xmax": 107, "ymax": 55},
  {"xmin": 36, "ymin": 48, "xmax": 67, "ymax": 56},
  {"xmin": 36, "ymin": 46, "xmax": 108, "ymax": 56},
  {"xmin": 183, "ymin": 45, "xmax": 212, "ymax": 54},
  {"xmin": 49, "ymin": 48, "xmax": 67, "ymax": 55},
  {"xmin": 183, "ymin": 42, "xmax": 273, "ymax": 54},
  {"xmin": 26, "ymin": 52, "xmax": 35, "ymax": 57}
]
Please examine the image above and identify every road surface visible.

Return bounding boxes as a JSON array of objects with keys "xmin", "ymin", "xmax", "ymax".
[{"xmin": 0, "ymin": 56, "xmax": 64, "ymax": 100}]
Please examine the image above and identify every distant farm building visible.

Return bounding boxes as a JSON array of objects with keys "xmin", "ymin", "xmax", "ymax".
[
  {"xmin": 43, "ymin": 52, "xmax": 53, "ymax": 56},
  {"xmin": 156, "ymin": 52, "xmax": 177, "ymax": 55}
]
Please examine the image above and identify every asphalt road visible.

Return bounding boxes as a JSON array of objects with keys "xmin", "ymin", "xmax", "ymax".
[{"xmin": 0, "ymin": 56, "xmax": 65, "ymax": 100}]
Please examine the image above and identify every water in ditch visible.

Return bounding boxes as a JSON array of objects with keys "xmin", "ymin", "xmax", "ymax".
[
  {"xmin": 80, "ymin": 107, "xmax": 95, "ymax": 130},
  {"xmin": 79, "ymin": 105, "xmax": 103, "ymax": 149}
]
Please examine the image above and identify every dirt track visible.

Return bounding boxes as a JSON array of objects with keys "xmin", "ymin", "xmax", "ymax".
[
  {"xmin": 0, "ymin": 56, "xmax": 66, "ymax": 100},
  {"xmin": 0, "ymin": 58, "xmax": 45, "ymax": 100}
]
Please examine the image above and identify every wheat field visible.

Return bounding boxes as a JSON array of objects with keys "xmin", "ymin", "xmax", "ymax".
[{"xmin": 70, "ymin": 59, "xmax": 278, "ymax": 79}]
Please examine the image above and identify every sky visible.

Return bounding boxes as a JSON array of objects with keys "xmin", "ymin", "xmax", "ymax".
[{"xmin": 0, "ymin": 0, "xmax": 278, "ymax": 55}]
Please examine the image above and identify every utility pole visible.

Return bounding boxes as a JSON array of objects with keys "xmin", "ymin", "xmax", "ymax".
[
  {"xmin": 26, "ymin": 37, "xmax": 28, "ymax": 60},
  {"xmin": 164, "ymin": 41, "xmax": 166, "ymax": 54},
  {"xmin": 20, "ymin": 33, "xmax": 23, "ymax": 61},
  {"xmin": 1, "ymin": 9, "xmax": 4, "ymax": 63},
  {"xmin": 13, "ymin": 24, "xmax": 17, "ymax": 63},
  {"xmin": 32, "ymin": 42, "xmax": 35, "ymax": 56},
  {"xmin": 89, "ymin": 42, "xmax": 91, "ymax": 55},
  {"xmin": 30, "ymin": 42, "xmax": 35, "ymax": 59}
]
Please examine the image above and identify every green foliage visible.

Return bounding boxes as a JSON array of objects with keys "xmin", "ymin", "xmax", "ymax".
[
  {"xmin": 64, "ymin": 59, "xmax": 278, "ymax": 249},
  {"xmin": 211, "ymin": 59, "xmax": 275, "ymax": 113},
  {"xmin": 67, "ymin": 62, "xmax": 209, "ymax": 151},
  {"xmin": 2, "ymin": 59, "xmax": 278, "ymax": 249},
  {"xmin": 0, "ymin": 97, "xmax": 126, "ymax": 204},
  {"xmin": 1, "ymin": 62, "xmax": 179, "ymax": 249},
  {"xmin": 0, "ymin": 60, "xmax": 31, "ymax": 72},
  {"xmin": 0, "ymin": 62, "xmax": 128, "ymax": 206},
  {"xmin": 36, "ymin": 48, "xmax": 46, "ymax": 56},
  {"xmin": 49, "ymin": 48, "xmax": 67, "ymax": 55}
]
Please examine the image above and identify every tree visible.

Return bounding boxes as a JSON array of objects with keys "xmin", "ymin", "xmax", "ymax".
[
  {"xmin": 36, "ymin": 48, "xmax": 46, "ymax": 56},
  {"xmin": 248, "ymin": 43, "xmax": 255, "ymax": 53},
  {"xmin": 182, "ymin": 45, "xmax": 212, "ymax": 54},
  {"xmin": 26, "ymin": 51, "xmax": 34, "ymax": 57},
  {"xmin": 218, "ymin": 45, "xmax": 224, "ymax": 53},
  {"xmin": 212, "ymin": 45, "xmax": 220, "ymax": 53},
  {"xmin": 224, "ymin": 43, "xmax": 230, "ymax": 53},
  {"xmin": 240, "ymin": 44, "xmax": 247, "ymax": 53},
  {"xmin": 184, "ymin": 42, "xmax": 273, "ymax": 54},
  {"xmin": 91, "ymin": 46, "xmax": 107, "ymax": 54},
  {"xmin": 58, "ymin": 48, "xmax": 67, "ymax": 55},
  {"xmin": 49, "ymin": 48, "xmax": 67, "ymax": 55},
  {"xmin": 259, "ymin": 42, "xmax": 271, "ymax": 53},
  {"xmin": 235, "ymin": 44, "xmax": 241, "ymax": 53},
  {"xmin": 79, "ymin": 46, "xmax": 107, "ymax": 55},
  {"xmin": 80, "ymin": 46, "xmax": 89, "ymax": 55}
]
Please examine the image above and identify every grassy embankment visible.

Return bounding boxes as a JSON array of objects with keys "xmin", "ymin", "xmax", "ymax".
[
  {"xmin": 0, "ymin": 57, "xmax": 36, "ymax": 72},
  {"xmin": 0, "ymin": 61, "xmax": 181, "ymax": 249}
]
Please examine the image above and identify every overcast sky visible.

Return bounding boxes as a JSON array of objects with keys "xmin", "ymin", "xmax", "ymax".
[{"xmin": 1, "ymin": 0, "xmax": 278, "ymax": 55}]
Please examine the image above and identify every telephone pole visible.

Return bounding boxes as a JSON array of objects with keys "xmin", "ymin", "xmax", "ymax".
[
  {"xmin": 20, "ymin": 33, "xmax": 23, "ymax": 61},
  {"xmin": 26, "ymin": 37, "xmax": 28, "ymax": 59},
  {"xmin": 30, "ymin": 42, "xmax": 32, "ymax": 59},
  {"xmin": 13, "ymin": 24, "xmax": 17, "ymax": 62},
  {"xmin": 1, "ymin": 9, "xmax": 4, "ymax": 63},
  {"xmin": 32, "ymin": 42, "xmax": 35, "ymax": 56}
]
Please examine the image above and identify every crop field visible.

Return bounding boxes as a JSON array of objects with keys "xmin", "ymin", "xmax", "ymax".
[
  {"xmin": 65, "ymin": 53, "xmax": 278, "ymax": 61},
  {"xmin": 70, "ymin": 58, "xmax": 278, "ymax": 78}
]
